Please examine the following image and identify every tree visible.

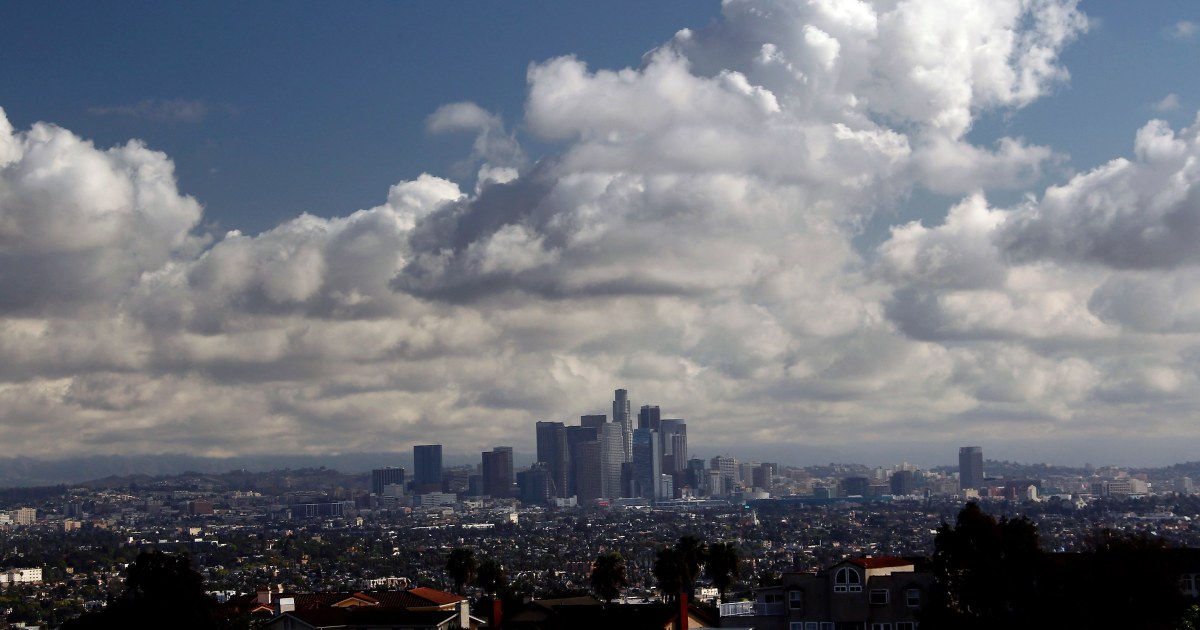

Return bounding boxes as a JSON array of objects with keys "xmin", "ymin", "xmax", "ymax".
[
  {"xmin": 705, "ymin": 542, "xmax": 740, "ymax": 603},
  {"xmin": 674, "ymin": 535, "xmax": 708, "ymax": 598},
  {"xmin": 445, "ymin": 547, "xmax": 478, "ymax": 595},
  {"xmin": 927, "ymin": 502, "xmax": 1042, "ymax": 629},
  {"xmin": 61, "ymin": 550, "xmax": 224, "ymax": 630},
  {"xmin": 653, "ymin": 547, "xmax": 686, "ymax": 602},
  {"xmin": 589, "ymin": 552, "xmax": 628, "ymax": 606},
  {"xmin": 476, "ymin": 558, "xmax": 508, "ymax": 597},
  {"xmin": 653, "ymin": 535, "xmax": 709, "ymax": 602}
]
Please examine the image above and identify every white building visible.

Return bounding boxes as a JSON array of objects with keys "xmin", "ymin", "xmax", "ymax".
[{"xmin": 0, "ymin": 568, "xmax": 43, "ymax": 585}]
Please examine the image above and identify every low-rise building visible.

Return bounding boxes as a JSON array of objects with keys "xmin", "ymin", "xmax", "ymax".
[{"xmin": 721, "ymin": 557, "xmax": 932, "ymax": 630}]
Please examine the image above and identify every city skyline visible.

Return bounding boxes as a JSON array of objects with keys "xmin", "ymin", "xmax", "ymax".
[{"xmin": 2, "ymin": 2, "xmax": 1200, "ymax": 466}]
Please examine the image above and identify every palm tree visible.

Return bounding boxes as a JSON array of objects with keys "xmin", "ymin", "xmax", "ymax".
[
  {"xmin": 676, "ymin": 535, "xmax": 708, "ymax": 599},
  {"xmin": 653, "ymin": 547, "xmax": 686, "ymax": 602},
  {"xmin": 476, "ymin": 558, "xmax": 508, "ymax": 597},
  {"xmin": 590, "ymin": 551, "xmax": 628, "ymax": 606},
  {"xmin": 705, "ymin": 542, "xmax": 740, "ymax": 603},
  {"xmin": 446, "ymin": 547, "xmax": 478, "ymax": 595}
]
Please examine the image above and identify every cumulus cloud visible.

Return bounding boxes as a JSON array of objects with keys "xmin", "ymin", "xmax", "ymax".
[
  {"xmin": 0, "ymin": 108, "xmax": 206, "ymax": 316},
  {"xmin": 427, "ymin": 102, "xmax": 524, "ymax": 177},
  {"xmin": 5, "ymin": 1, "xmax": 1200, "ymax": 460},
  {"xmin": 999, "ymin": 115, "xmax": 1200, "ymax": 269}
]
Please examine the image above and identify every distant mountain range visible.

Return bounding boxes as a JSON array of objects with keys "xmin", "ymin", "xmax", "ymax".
[{"xmin": 0, "ymin": 453, "xmax": 422, "ymax": 488}]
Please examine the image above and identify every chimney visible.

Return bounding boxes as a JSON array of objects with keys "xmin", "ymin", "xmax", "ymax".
[
  {"xmin": 493, "ymin": 598, "xmax": 503, "ymax": 628},
  {"xmin": 256, "ymin": 587, "xmax": 272, "ymax": 605},
  {"xmin": 458, "ymin": 599, "xmax": 470, "ymax": 629},
  {"xmin": 679, "ymin": 591, "xmax": 688, "ymax": 630}
]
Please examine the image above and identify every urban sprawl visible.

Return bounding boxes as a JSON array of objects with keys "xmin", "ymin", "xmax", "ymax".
[{"xmin": 5, "ymin": 390, "xmax": 1200, "ymax": 628}]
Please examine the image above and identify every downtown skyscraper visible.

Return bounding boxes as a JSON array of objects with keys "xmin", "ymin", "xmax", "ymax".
[
  {"xmin": 412, "ymin": 444, "xmax": 442, "ymax": 493},
  {"xmin": 613, "ymin": 389, "xmax": 632, "ymax": 463},
  {"xmin": 535, "ymin": 421, "xmax": 570, "ymax": 498}
]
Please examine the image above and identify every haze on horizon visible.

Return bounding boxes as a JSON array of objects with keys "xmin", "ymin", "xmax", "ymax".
[{"xmin": 1, "ymin": 1, "xmax": 1200, "ymax": 468}]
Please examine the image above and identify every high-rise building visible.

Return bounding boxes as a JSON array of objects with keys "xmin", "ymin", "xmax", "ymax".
[
  {"xmin": 752, "ymin": 464, "xmax": 773, "ymax": 494},
  {"xmin": 599, "ymin": 422, "xmax": 625, "ymax": 498},
  {"xmin": 371, "ymin": 466, "xmax": 406, "ymax": 496},
  {"xmin": 535, "ymin": 421, "xmax": 570, "ymax": 498},
  {"xmin": 14, "ymin": 507, "xmax": 35, "ymax": 525},
  {"xmin": 566, "ymin": 425, "xmax": 599, "ymax": 496},
  {"xmin": 482, "ymin": 446, "xmax": 514, "ymax": 498},
  {"xmin": 711, "ymin": 455, "xmax": 739, "ymax": 491},
  {"xmin": 574, "ymin": 441, "xmax": 603, "ymax": 503},
  {"xmin": 660, "ymin": 419, "xmax": 687, "ymax": 466},
  {"xmin": 613, "ymin": 389, "xmax": 632, "ymax": 462},
  {"xmin": 413, "ymin": 444, "xmax": 443, "ymax": 493},
  {"xmin": 959, "ymin": 446, "xmax": 984, "ymax": 491},
  {"xmin": 580, "ymin": 414, "xmax": 607, "ymax": 429},
  {"xmin": 517, "ymin": 463, "xmax": 552, "ymax": 505},
  {"xmin": 637, "ymin": 405, "xmax": 661, "ymax": 431},
  {"xmin": 632, "ymin": 428, "xmax": 662, "ymax": 501}
]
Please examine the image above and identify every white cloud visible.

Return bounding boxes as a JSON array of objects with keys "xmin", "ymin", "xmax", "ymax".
[
  {"xmin": 8, "ymin": 1, "xmax": 1200, "ymax": 461},
  {"xmin": 1168, "ymin": 20, "xmax": 1198, "ymax": 40},
  {"xmin": 1154, "ymin": 93, "xmax": 1181, "ymax": 112}
]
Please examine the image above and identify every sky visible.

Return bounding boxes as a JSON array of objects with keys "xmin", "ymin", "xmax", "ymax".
[{"xmin": 1, "ymin": 0, "xmax": 1199, "ymax": 468}]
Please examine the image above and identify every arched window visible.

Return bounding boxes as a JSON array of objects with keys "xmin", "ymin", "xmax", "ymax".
[{"xmin": 833, "ymin": 567, "xmax": 862, "ymax": 593}]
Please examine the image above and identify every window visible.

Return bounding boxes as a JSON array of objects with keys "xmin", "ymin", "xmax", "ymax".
[
  {"xmin": 834, "ymin": 567, "xmax": 862, "ymax": 593},
  {"xmin": 806, "ymin": 624, "xmax": 819, "ymax": 630},
  {"xmin": 790, "ymin": 623, "xmax": 805, "ymax": 630},
  {"xmin": 871, "ymin": 624, "xmax": 892, "ymax": 630},
  {"xmin": 896, "ymin": 623, "xmax": 917, "ymax": 630},
  {"xmin": 905, "ymin": 588, "xmax": 920, "ymax": 607},
  {"xmin": 870, "ymin": 589, "xmax": 889, "ymax": 605},
  {"xmin": 820, "ymin": 624, "xmax": 834, "ymax": 630},
  {"xmin": 789, "ymin": 589, "xmax": 805, "ymax": 611},
  {"xmin": 764, "ymin": 592, "xmax": 784, "ymax": 604},
  {"xmin": 1184, "ymin": 574, "xmax": 1197, "ymax": 594}
]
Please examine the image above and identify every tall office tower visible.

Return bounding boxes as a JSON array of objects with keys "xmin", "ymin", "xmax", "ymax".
[
  {"xmin": 536, "ymin": 421, "xmax": 570, "ymax": 498},
  {"xmin": 371, "ymin": 467, "xmax": 406, "ymax": 496},
  {"xmin": 685, "ymin": 457, "xmax": 706, "ymax": 490},
  {"xmin": 566, "ymin": 425, "xmax": 599, "ymax": 495},
  {"xmin": 959, "ymin": 446, "xmax": 984, "ymax": 491},
  {"xmin": 413, "ymin": 444, "xmax": 443, "ymax": 493},
  {"xmin": 752, "ymin": 464, "xmax": 772, "ymax": 493},
  {"xmin": 580, "ymin": 414, "xmax": 607, "ymax": 429},
  {"xmin": 612, "ymin": 389, "xmax": 633, "ymax": 462},
  {"xmin": 632, "ymin": 428, "xmax": 662, "ymax": 501},
  {"xmin": 637, "ymin": 405, "xmax": 661, "ymax": 431},
  {"xmin": 482, "ymin": 446, "xmax": 514, "ymax": 498},
  {"xmin": 517, "ymin": 463, "xmax": 552, "ymax": 505},
  {"xmin": 660, "ymin": 419, "xmax": 687, "ymax": 473},
  {"xmin": 574, "ymin": 440, "xmax": 603, "ymax": 503},
  {"xmin": 599, "ymin": 422, "xmax": 626, "ymax": 498}
]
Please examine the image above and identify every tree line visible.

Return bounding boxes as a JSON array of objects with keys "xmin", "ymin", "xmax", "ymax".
[{"xmin": 445, "ymin": 534, "xmax": 742, "ymax": 606}]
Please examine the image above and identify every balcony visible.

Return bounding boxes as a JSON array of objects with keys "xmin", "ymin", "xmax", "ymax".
[
  {"xmin": 719, "ymin": 600, "xmax": 786, "ymax": 617},
  {"xmin": 756, "ymin": 602, "xmax": 786, "ymax": 616},
  {"xmin": 719, "ymin": 601, "xmax": 755, "ymax": 617}
]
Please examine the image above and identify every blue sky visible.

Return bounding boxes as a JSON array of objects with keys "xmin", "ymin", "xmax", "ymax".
[
  {"xmin": 2, "ymin": 1, "xmax": 1200, "ymax": 467},
  {"xmin": 1, "ymin": 1, "xmax": 727, "ymax": 233}
]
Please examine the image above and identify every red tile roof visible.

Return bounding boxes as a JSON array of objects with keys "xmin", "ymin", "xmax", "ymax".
[
  {"xmin": 845, "ymin": 557, "xmax": 914, "ymax": 569},
  {"xmin": 407, "ymin": 587, "xmax": 467, "ymax": 606}
]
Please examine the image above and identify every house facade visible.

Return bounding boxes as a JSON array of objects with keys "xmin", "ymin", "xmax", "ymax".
[{"xmin": 722, "ymin": 557, "xmax": 932, "ymax": 630}]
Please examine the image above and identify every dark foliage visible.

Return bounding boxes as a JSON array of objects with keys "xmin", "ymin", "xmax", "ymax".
[{"xmin": 61, "ymin": 550, "xmax": 231, "ymax": 630}]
